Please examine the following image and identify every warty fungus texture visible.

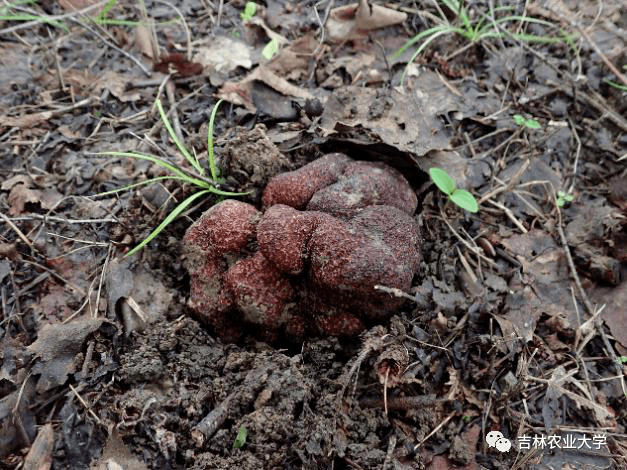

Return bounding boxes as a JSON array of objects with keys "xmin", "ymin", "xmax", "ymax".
[{"xmin": 183, "ymin": 153, "xmax": 421, "ymax": 341}]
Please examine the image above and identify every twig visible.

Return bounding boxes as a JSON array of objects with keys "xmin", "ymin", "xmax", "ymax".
[
  {"xmin": 554, "ymin": 201, "xmax": 627, "ymax": 397},
  {"xmin": 62, "ymin": 277, "xmax": 96, "ymax": 324},
  {"xmin": 94, "ymin": 244, "xmax": 112, "ymax": 319},
  {"xmin": 68, "ymin": 18, "xmax": 151, "ymax": 76},
  {"xmin": 69, "ymin": 384, "xmax": 102, "ymax": 424},
  {"xmin": 0, "ymin": 212, "xmax": 33, "ymax": 249},
  {"xmin": 2, "ymin": 97, "xmax": 98, "ymax": 127},
  {"xmin": 575, "ymin": 25, "xmax": 627, "ymax": 86},
  {"xmin": 478, "ymin": 158, "xmax": 530, "ymax": 204},
  {"xmin": 155, "ymin": 0, "xmax": 192, "ymax": 60},
  {"xmin": 191, "ymin": 392, "xmax": 238, "ymax": 447},
  {"xmin": 439, "ymin": 208, "xmax": 499, "ymax": 268},
  {"xmin": 485, "ymin": 199, "xmax": 528, "ymax": 233},
  {"xmin": 19, "ymin": 260, "xmax": 85, "ymax": 296},
  {"xmin": 566, "ymin": 117, "xmax": 582, "ymax": 194},
  {"xmin": 373, "ymin": 285, "xmax": 416, "ymax": 302},
  {"xmin": 3, "ymin": 214, "xmax": 117, "ymax": 224},
  {"xmin": 413, "ymin": 412, "xmax": 454, "ymax": 450},
  {"xmin": 216, "ymin": 0, "xmax": 223, "ymax": 27},
  {"xmin": 165, "ymin": 80, "xmax": 185, "ymax": 146},
  {"xmin": 382, "ymin": 434, "xmax": 396, "ymax": 470},
  {"xmin": 312, "ymin": 0, "xmax": 334, "ymax": 53}
]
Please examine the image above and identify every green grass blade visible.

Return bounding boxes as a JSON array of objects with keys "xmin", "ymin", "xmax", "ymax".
[
  {"xmin": 90, "ymin": 18, "xmax": 143, "ymax": 26},
  {"xmin": 399, "ymin": 28, "xmax": 453, "ymax": 85},
  {"xmin": 95, "ymin": 152, "xmax": 245, "ymax": 194},
  {"xmin": 438, "ymin": 0, "xmax": 471, "ymax": 31},
  {"xmin": 92, "ymin": 175, "xmax": 193, "ymax": 197},
  {"xmin": 205, "ymin": 186, "xmax": 251, "ymax": 197},
  {"xmin": 155, "ymin": 98, "xmax": 204, "ymax": 175},
  {"xmin": 207, "ymin": 99, "xmax": 224, "ymax": 181},
  {"xmin": 603, "ymin": 79, "xmax": 627, "ymax": 91},
  {"xmin": 510, "ymin": 33, "xmax": 565, "ymax": 44},
  {"xmin": 125, "ymin": 189, "xmax": 214, "ymax": 257},
  {"xmin": 97, "ymin": 0, "xmax": 116, "ymax": 20},
  {"xmin": 98, "ymin": 151, "xmax": 195, "ymax": 182},
  {"xmin": 0, "ymin": 13, "xmax": 67, "ymax": 30},
  {"xmin": 392, "ymin": 25, "xmax": 452, "ymax": 58},
  {"xmin": 492, "ymin": 15, "xmax": 557, "ymax": 28}
]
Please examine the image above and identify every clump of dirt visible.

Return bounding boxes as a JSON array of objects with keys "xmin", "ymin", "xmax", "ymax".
[
  {"xmin": 101, "ymin": 317, "xmax": 399, "ymax": 469},
  {"xmin": 221, "ymin": 124, "xmax": 291, "ymax": 201}
]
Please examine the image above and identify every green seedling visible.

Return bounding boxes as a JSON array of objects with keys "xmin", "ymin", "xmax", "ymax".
[
  {"xmin": 615, "ymin": 356, "xmax": 627, "ymax": 365},
  {"xmin": 262, "ymin": 37, "xmax": 280, "ymax": 60},
  {"xmin": 96, "ymin": 98, "xmax": 247, "ymax": 257},
  {"xmin": 556, "ymin": 191, "xmax": 574, "ymax": 208},
  {"xmin": 233, "ymin": 425, "xmax": 248, "ymax": 449},
  {"xmin": 239, "ymin": 2, "xmax": 279, "ymax": 60},
  {"xmin": 240, "ymin": 1, "xmax": 257, "ymax": 21},
  {"xmin": 429, "ymin": 167, "xmax": 479, "ymax": 213},
  {"xmin": 392, "ymin": 0, "xmax": 572, "ymax": 85},
  {"xmin": 513, "ymin": 114, "xmax": 541, "ymax": 129}
]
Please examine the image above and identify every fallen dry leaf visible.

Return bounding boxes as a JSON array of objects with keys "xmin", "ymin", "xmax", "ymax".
[
  {"xmin": 194, "ymin": 36, "xmax": 253, "ymax": 74},
  {"xmin": 326, "ymin": 0, "xmax": 407, "ymax": 42},
  {"xmin": 218, "ymin": 65, "xmax": 314, "ymax": 113},
  {"xmin": 135, "ymin": 24, "xmax": 157, "ymax": 59},
  {"xmin": 7, "ymin": 183, "xmax": 39, "ymax": 215},
  {"xmin": 22, "ymin": 423, "xmax": 54, "ymax": 470},
  {"xmin": 27, "ymin": 318, "xmax": 109, "ymax": 392}
]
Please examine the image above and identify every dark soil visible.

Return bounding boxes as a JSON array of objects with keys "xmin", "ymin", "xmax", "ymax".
[{"xmin": 1, "ymin": 1, "xmax": 626, "ymax": 469}]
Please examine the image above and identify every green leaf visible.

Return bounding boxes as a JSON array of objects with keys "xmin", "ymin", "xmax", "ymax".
[
  {"xmin": 429, "ymin": 167, "xmax": 456, "ymax": 195},
  {"xmin": 262, "ymin": 38, "xmax": 280, "ymax": 60},
  {"xmin": 513, "ymin": 114, "xmax": 525, "ymax": 126},
  {"xmin": 450, "ymin": 189, "xmax": 479, "ymax": 213},
  {"xmin": 233, "ymin": 425, "xmax": 248, "ymax": 449},
  {"xmin": 125, "ymin": 189, "xmax": 213, "ymax": 257},
  {"xmin": 513, "ymin": 114, "xmax": 541, "ymax": 129},
  {"xmin": 241, "ymin": 2, "xmax": 256, "ymax": 21},
  {"xmin": 524, "ymin": 118, "xmax": 541, "ymax": 129}
]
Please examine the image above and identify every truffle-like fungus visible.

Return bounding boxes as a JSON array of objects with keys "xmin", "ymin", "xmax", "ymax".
[{"xmin": 183, "ymin": 154, "xmax": 421, "ymax": 340}]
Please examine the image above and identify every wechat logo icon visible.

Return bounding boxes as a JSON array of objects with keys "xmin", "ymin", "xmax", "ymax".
[{"xmin": 486, "ymin": 431, "xmax": 512, "ymax": 452}]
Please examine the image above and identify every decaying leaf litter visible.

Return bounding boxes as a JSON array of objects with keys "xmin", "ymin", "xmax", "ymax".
[{"xmin": 0, "ymin": 0, "xmax": 626, "ymax": 468}]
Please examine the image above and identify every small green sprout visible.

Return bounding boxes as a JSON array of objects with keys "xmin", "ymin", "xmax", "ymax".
[
  {"xmin": 513, "ymin": 114, "xmax": 541, "ymax": 129},
  {"xmin": 556, "ymin": 191, "xmax": 574, "ymax": 208},
  {"xmin": 96, "ymin": 98, "xmax": 247, "ymax": 257},
  {"xmin": 262, "ymin": 37, "xmax": 280, "ymax": 60},
  {"xmin": 429, "ymin": 167, "xmax": 479, "ymax": 213},
  {"xmin": 240, "ymin": 1, "xmax": 257, "ymax": 21},
  {"xmin": 233, "ymin": 425, "xmax": 248, "ymax": 449},
  {"xmin": 615, "ymin": 356, "xmax": 627, "ymax": 365},
  {"xmin": 392, "ymin": 0, "xmax": 573, "ymax": 85}
]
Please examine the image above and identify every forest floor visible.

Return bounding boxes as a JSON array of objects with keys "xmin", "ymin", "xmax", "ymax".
[{"xmin": 1, "ymin": 0, "xmax": 626, "ymax": 469}]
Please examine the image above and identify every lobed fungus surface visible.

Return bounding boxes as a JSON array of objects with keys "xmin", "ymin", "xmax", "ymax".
[{"xmin": 183, "ymin": 153, "xmax": 422, "ymax": 341}]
